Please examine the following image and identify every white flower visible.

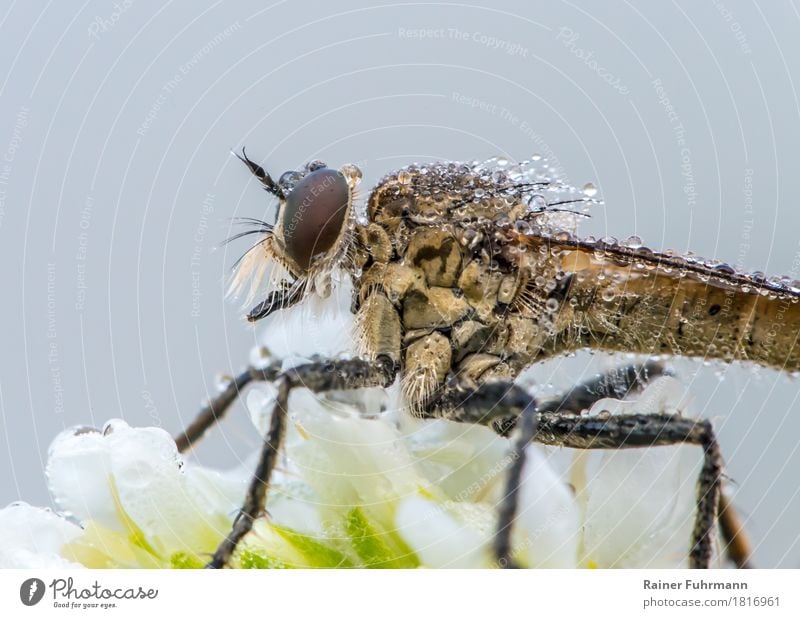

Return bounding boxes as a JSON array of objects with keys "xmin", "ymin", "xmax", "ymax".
[
  {"xmin": 0, "ymin": 279, "xmax": 709, "ymax": 568},
  {"xmin": 3, "ymin": 421, "xmax": 248, "ymax": 568},
  {"xmin": 0, "ymin": 502, "xmax": 82, "ymax": 568},
  {"xmin": 0, "ymin": 375, "xmax": 704, "ymax": 569}
]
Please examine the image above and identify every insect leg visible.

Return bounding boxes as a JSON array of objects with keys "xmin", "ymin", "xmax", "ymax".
[
  {"xmin": 206, "ymin": 356, "xmax": 397, "ymax": 568},
  {"xmin": 425, "ymin": 362, "xmax": 668, "ymax": 568},
  {"xmin": 174, "ymin": 366, "xmax": 279, "ymax": 453},
  {"xmin": 423, "ymin": 381, "xmax": 537, "ymax": 568},
  {"xmin": 536, "ymin": 365, "xmax": 753, "ymax": 569},
  {"xmin": 536, "ymin": 360, "xmax": 670, "ymax": 415},
  {"xmin": 493, "ymin": 392, "xmax": 538, "ymax": 568},
  {"xmin": 718, "ymin": 491, "xmax": 753, "ymax": 569},
  {"xmin": 534, "ymin": 412, "xmax": 722, "ymax": 569}
]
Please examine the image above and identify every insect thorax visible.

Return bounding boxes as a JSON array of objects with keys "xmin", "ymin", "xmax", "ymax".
[
  {"xmin": 351, "ymin": 161, "xmax": 580, "ymax": 412},
  {"xmin": 231, "ymin": 153, "xmax": 800, "ymax": 414},
  {"xmin": 349, "ymin": 159, "xmax": 800, "ymax": 414}
]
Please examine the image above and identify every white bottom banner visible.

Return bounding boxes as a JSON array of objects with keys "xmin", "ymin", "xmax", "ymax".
[{"xmin": 0, "ymin": 569, "xmax": 797, "ymax": 617}]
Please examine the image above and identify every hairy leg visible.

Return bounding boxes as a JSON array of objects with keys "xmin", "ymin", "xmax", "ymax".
[
  {"xmin": 718, "ymin": 491, "xmax": 753, "ymax": 569},
  {"xmin": 174, "ymin": 367, "xmax": 276, "ymax": 453},
  {"xmin": 427, "ymin": 363, "xmax": 731, "ymax": 569},
  {"xmin": 536, "ymin": 360, "xmax": 670, "ymax": 415},
  {"xmin": 176, "ymin": 358, "xmax": 744, "ymax": 569},
  {"xmin": 424, "ymin": 381, "xmax": 538, "ymax": 568},
  {"xmin": 532, "ymin": 363, "xmax": 750, "ymax": 567},
  {"xmin": 196, "ymin": 356, "xmax": 397, "ymax": 568},
  {"xmin": 534, "ymin": 411, "xmax": 721, "ymax": 568}
]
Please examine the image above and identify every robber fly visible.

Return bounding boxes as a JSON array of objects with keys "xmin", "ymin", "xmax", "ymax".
[{"xmin": 176, "ymin": 151, "xmax": 799, "ymax": 569}]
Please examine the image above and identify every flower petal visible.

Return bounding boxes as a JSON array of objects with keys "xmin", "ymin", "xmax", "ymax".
[
  {"xmin": 512, "ymin": 447, "xmax": 580, "ymax": 568},
  {"xmin": 0, "ymin": 502, "xmax": 83, "ymax": 568},
  {"xmin": 395, "ymin": 495, "xmax": 488, "ymax": 568},
  {"xmin": 576, "ymin": 377, "xmax": 701, "ymax": 568}
]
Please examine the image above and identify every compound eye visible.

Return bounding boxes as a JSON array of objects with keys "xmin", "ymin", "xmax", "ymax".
[{"xmin": 282, "ymin": 168, "xmax": 350, "ymax": 271}]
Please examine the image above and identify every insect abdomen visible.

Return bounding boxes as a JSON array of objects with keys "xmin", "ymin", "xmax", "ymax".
[{"xmin": 548, "ymin": 241, "xmax": 800, "ymax": 373}]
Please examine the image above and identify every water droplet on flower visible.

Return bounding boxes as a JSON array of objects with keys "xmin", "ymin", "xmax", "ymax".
[
  {"xmin": 215, "ymin": 374, "xmax": 233, "ymax": 393},
  {"xmin": 102, "ymin": 419, "xmax": 126, "ymax": 436},
  {"xmin": 545, "ymin": 298, "xmax": 560, "ymax": 312},
  {"xmin": 397, "ymin": 170, "xmax": 412, "ymax": 185},
  {"xmin": 249, "ymin": 346, "xmax": 272, "ymax": 370},
  {"xmin": 582, "ymin": 183, "xmax": 598, "ymax": 197},
  {"xmin": 601, "ymin": 288, "xmax": 616, "ymax": 302}
]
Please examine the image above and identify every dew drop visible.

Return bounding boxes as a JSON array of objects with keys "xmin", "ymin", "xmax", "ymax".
[
  {"xmin": 623, "ymin": 235, "xmax": 643, "ymax": 249},
  {"xmin": 582, "ymin": 182, "xmax": 598, "ymax": 197},
  {"xmin": 339, "ymin": 164, "xmax": 362, "ymax": 186},
  {"xmin": 397, "ymin": 170, "xmax": 412, "ymax": 185},
  {"xmin": 514, "ymin": 220, "xmax": 531, "ymax": 234},
  {"xmin": 215, "ymin": 373, "xmax": 234, "ymax": 392},
  {"xmin": 601, "ymin": 288, "xmax": 616, "ymax": 302},
  {"xmin": 249, "ymin": 346, "xmax": 272, "ymax": 370},
  {"xmin": 527, "ymin": 195, "xmax": 547, "ymax": 212},
  {"xmin": 545, "ymin": 298, "xmax": 560, "ymax": 312}
]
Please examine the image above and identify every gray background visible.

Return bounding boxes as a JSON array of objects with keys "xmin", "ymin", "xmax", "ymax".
[{"xmin": 1, "ymin": 0, "xmax": 799, "ymax": 567}]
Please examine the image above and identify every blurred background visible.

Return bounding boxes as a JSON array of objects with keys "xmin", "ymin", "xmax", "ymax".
[{"xmin": 1, "ymin": 0, "xmax": 799, "ymax": 566}]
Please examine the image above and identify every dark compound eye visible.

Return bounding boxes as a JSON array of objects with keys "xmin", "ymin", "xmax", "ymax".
[{"xmin": 282, "ymin": 168, "xmax": 350, "ymax": 271}]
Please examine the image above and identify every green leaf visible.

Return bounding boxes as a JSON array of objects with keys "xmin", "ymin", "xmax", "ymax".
[
  {"xmin": 345, "ymin": 507, "xmax": 420, "ymax": 568},
  {"xmin": 274, "ymin": 526, "xmax": 354, "ymax": 568},
  {"xmin": 170, "ymin": 551, "xmax": 204, "ymax": 569},
  {"xmin": 237, "ymin": 549, "xmax": 294, "ymax": 569}
]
